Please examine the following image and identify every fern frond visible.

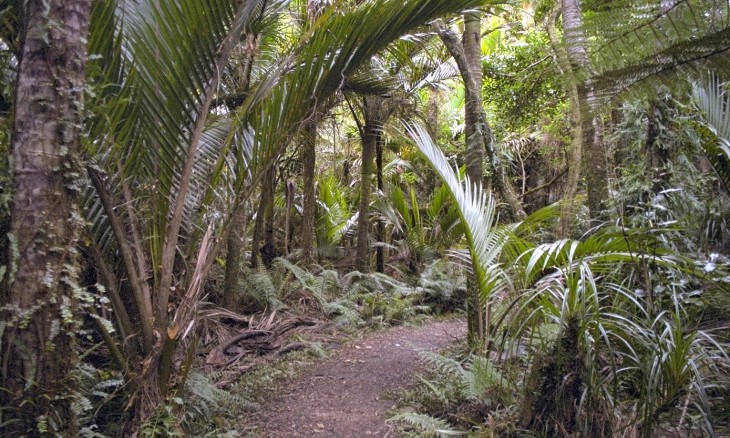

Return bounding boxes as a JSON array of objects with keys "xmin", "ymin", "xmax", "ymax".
[
  {"xmin": 390, "ymin": 412, "xmax": 466, "ymax": 437},
  {"xmin": 464, "ymin": 356, "xmax": 510, "ymax": 402},
  {"xmin": 420, "ymin": 351, "xmax": 466, "ymax": 378}
]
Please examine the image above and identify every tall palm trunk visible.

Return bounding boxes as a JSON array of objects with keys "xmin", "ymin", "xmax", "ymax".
[
  {"xmin": 375, "ymin": 130, "xmax": 385, "ymax": 273},
  {"xmin": 251, "ymin": 165, "xmax": 276, "ymax": 268},
  {"xmin": 547, "ymin": 4, "xmax": 582, "ymax": 237},
  {"xmin": 1, "ymin": 0, "xmax": 91, "ymax": 434},
  {"xmin": 222, "ymin": 47, "xmax": 255, "ymax": 309},
  {"xmin": 222, "ymin": 200, "xmax": 248, "ymax": 310},
  {"xmin": 463, "ymin": 11, "xmax": 485, "ymax": 187},
  {"xmin": 437, "ymin": 17, "xmax": 525, "ymax": 222},
  {"xmin": 562, "ymin": 0, "xmax": 608, "ymax": 220},
  {"xmin": 463, "ymin": 11, "xmax": 487, "ymax": 349},
  {"xmin": 300, "ymin": 117, "xmax": 318, "ymax": 266},
  {"xmin": 355, "ymin": 97, "xmax": 383, "ymax": 272}
]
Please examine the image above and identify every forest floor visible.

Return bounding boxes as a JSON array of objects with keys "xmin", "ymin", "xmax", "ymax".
[{"xmin": 240, "ymin": 318, "xmax": 466, "ymax": 437}]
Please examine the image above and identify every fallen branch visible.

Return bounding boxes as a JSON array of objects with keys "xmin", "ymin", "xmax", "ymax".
[{"xmin": 206, "ymin": 330, "xmax": 272, "ymax": 366}]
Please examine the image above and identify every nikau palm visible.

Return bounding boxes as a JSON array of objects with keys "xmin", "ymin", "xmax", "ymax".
[
  {"xmin": 82, "ymin": 0, "xmax": 492, "ymax": 428},
  {"xmin": 407, "ymin": 123, "xmax": 508, "ymax": 349}
]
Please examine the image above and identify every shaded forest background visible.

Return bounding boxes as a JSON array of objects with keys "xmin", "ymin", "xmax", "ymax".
[{"xmin": 0, "ymin": 0, "xmax": 729, "ymax": 436}]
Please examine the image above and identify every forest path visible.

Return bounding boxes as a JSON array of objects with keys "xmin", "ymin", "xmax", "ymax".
[{"xmin": 246, "ymin": 318, "xmax": 466, "ymax": 437}]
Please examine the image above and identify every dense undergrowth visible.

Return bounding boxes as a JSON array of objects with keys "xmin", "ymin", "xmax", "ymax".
[
  {"xmin": 73, "ymin": 88, "xmax": 730, "ymax": 436},
  {"xmin": 73, "ymin": 254, "xmax": 469, "ymax": 436}
]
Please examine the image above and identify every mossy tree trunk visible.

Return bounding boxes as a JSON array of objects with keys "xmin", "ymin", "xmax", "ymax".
[{"xmin": 1, "ymin": 0, "xmax": 92, "ymax": 434}]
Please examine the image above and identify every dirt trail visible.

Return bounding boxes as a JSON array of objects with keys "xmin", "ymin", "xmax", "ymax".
[{"xmin": 248, "ymin": 318, "xmax": 466, "ymax": 437}]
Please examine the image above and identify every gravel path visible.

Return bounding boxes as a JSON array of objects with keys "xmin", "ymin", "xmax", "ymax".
[{"xmin": 250, "ymin": 318, "xmax": 466, "ymax": 437}]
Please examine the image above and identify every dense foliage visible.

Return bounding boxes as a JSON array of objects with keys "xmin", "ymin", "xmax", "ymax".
[{"xmin": 0, "ymin": 0, "xmax": 728, "ymax": 436}]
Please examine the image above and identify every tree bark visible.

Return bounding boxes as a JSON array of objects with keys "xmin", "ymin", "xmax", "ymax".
[
  {"xmin": 222, "ymin": 200, "xmax": 248, "ymax": 310},
  {"xmin": 463, "ymin": 11, "xmax": 485, "ymax": 187},
  {"xmin": 251, "ymin": 165, "xmax": 276, "ymax": 268},
  {"xmin": 355, "ymin": 97, "xmax": 383, "ymax": 273},
  {"xmin": 263, "ymin": 169, "xmax": 277, "ymax": 265},
  {"xmin": 300, "ymin": 117, "xmax": 318, "ymax": 267},
  {"xmin": 222, "ymin": 41, "xmax": 255, "ymax": 307},
  {"xmin": 547, "ymin": 4, "xmax": 582, "ymax": 237},
  {"xmin": 1, "ymin": 0, "xmax": 91, "ymax": 434},
  {"xmin": 375, "ymin": 129, "xmax": 385, "ymax": 273},
  {"xmin": 437, "ymin": 20, "xmax": 526, "ymax": 222}
]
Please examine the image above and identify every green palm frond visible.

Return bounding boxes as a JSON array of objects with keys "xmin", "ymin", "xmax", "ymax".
[
  {"xmin": 692, "ymin": 73, "xmax": 730, "ymax": 193},
  {"xmin": 314, "ymin": 173, "xmax": 357, "ymax": 257},
  {"xmin": 235, "ymin": 0, "xmax": 498, "ymax": 180},
  {"xmin": 584, "ymin": 0, "xmax": 730, "ymax": 102},
  {"xmin": 406, "ymin": 122, "xmax": 508, "ymax": 304},
  {"xmin": 85, "ymin": 0, "xmax": 264, "ymax": 273},
  {"xmin": 517, "ymin": 226, "xmax": 685, "ymax": 287}
]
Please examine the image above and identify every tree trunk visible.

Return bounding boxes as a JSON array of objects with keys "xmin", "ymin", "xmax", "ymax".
[
  {"xmin": 355, "ymin": 97, "xmax": 382, "ymax": 273},
  {"xmin": 463, "ymin": 11, "xmax": 485, "ymax": 187},
  {"xmin": 547, "ymin": 4, "xmax": 582, "ymax": 237},
  {"xmin": 222, "ymin": 202, "xmax": 248, "ymax": 310},
  {"xmin": 1, "ymin": 0, "xmax": 91, "ymax": 435},
  {"xmin": 300, "ymin": 117, "xmax": 318, "ymax": 266},
  {"xmin": 462, "ymin": 12, "xmax": 486, "ymax": 347},
  {"xmin": 222, "ymin": 43, "xmax": 255, "ymax": 306},
  {"xmin": 263, "ymin": 168, "xmax": 277, "ymax": 266},
  {"xmin": 561, "ymin": 0, "xmax": 608, "ymax": 221},
  {"xmin": 437, "ymin": 19, "xmax": 525, "ymax": 222},
  {"xmin": 375, "ymin": 129, "xmax": 385, "ymax": 273},
  {"xmin": 251, "ymin": 165, "xmax": 275, "ymax": 268}
]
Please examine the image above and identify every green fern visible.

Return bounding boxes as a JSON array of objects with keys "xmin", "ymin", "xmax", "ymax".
[
  {"xmin": 419, "ymin": 351, "xmax": 512, "ymax": 405},
  {"xmin": 420, "ymin": 351, "xmax": 466, "ymax": 377},
  {"xmin": 240, "ymin": 267, "xmax": 284, "ymax": 311},
  {"xmin": 390, "ymin": 412, "xmax": 466, "ymax": 437},
  {"xmin": 179, "ymin": 371, "xmax": 257, "ymax": 434}
]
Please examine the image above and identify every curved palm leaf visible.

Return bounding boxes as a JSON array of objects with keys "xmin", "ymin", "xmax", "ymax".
[
  {"xmin": 692, "ymin": 73, "xmax": 730, "ymax": 193},
  {"xmin": 405, "ymin": 122, "xmax": 508, "ymax": 304}
]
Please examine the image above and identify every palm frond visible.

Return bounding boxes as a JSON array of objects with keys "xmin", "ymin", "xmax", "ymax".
[
  {"xmin": 692, "ymin": 73, "xmax": 730, "ymax": 193},
  {"xmin": 405, "ymin": 123, "xmax": 509, "ymax": 304},
  {"xmin": 234, "ymin": 0, "xmax": 500, "ymax": 184}
]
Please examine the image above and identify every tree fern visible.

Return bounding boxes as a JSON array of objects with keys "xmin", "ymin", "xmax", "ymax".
[{"xmin": 584, "ymin": 0, "xmax": 730, "ymax": 102}]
